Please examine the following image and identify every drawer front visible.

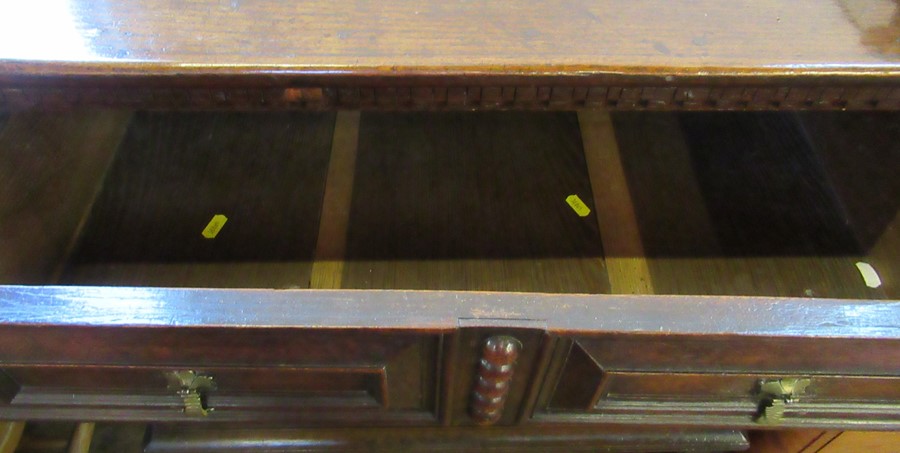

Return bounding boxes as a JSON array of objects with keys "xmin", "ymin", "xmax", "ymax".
[
  {"xmin": 0, "ymin": 328, "xmax": 440, "ymax": 425},
  {"xmin": 540, "ymin": 338, "xmax": 900, "ymax": 428},
  {"xmin": 590, "ymin": 372, "xmax": 900, "ymax": 404}
]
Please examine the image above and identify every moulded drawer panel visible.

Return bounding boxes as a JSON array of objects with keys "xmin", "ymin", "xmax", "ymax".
[
  {"xmin": 543, "ymin": 340, "xmax": 900, "ymax": 429},
  {"xmin": 0, "ymin": 330, "xmax": 440, "ymax": 425},
  {"xmin": 592, "ymin": 372, "xmax": 900, "ymax": 406}
]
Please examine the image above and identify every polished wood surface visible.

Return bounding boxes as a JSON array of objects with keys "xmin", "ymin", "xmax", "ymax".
[
  {"xmin": 754, "ymin": 430, "xmax": 900, "ymax": 453},
  {"xmin": 579, "ymin": 111, "xmax": 653, "ymax": 294},
  {"xmin": 814, "ymin": 431, "xmax": 900, "ymax": 452},
  {"xmin": 0, "ymin": 109, "xmax": 897, "ymax": 448},
  {"xmin": 799, "ymin": 112, "xmax": 900, "ymax": 298},
  {"xmin": 73, "ymin": 112, "xmax": 333, "ymax": 261},
  {"xmin": 537, "ymin": 338, "xmax": 900, "ymax": 429},
  {"xmin": 0, "ymin": 1, "xmax": 898, "ymax": 110},
  {"xmin": 611, "ymin": 112, "xmax": 883, "ymax": 298},
  {"xmin": 309, "ymin": 111, "xmax": 361, "ymax": 290},
  {"xmin": 4, "ymin": 84, "xmax": 899, "ymax": 111},
  {"xmin": 0, "ymin": 422, "xmax": 24, "ymax": 453},
  {"xmin": 0, "ymin": 111, "xmax": 130, "ymax": 284},
  {"xmin": 0, "ymin": 0, "xmax": 897, "ymax": 80},
  {"xmin": 0, "ymin": 326, "xmax": 439, "ymax": 424},
  {"xmin": 3, "ymin": 110, "xmax": 890, "ymax": 298},
  {"xmin": 0, "ymin": 286, "xmax": 896, "ymax": 342},
  {"xmin": 469, "ymin": 336, "xmax": 521, "ymax": 426},
  {"xmin": 66, "ymin": 422, "xmax": 94, "ymax": 453},
  {"xmin": 748, "ymin": 430, "xmax": 841, "ymax": 453},
  {"xmin": 62, "ymin": 112, "xmax": 334, "ymax": 288},
  {"xmin": 342, "ymin": 112, "xmax": 609, "ymax": 293},
  {"xmin": 145, "ymin": 425, "xmax": 749, "ymax": 452}
]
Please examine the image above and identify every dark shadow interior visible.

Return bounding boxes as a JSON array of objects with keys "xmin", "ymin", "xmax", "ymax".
[{"xmin": 0, "ymin": 109, "xmax": 893, "ymax": 296}]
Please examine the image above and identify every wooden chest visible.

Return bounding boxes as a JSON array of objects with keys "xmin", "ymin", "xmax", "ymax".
[{"xmin": 0, "ymin": 0, "xmax": 897, "ymax": 451}]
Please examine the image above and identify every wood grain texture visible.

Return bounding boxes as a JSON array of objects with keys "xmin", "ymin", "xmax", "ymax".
[
  {"xmin": 309, "ymin": 111, "xmax": 360, "ymax": 289},
  {"xmin": 803, "ymin": 431, "xmax": 845, "ymax": 452},
  {"xmin": 3, "ymin": 365, "xmax": 386, "ymax": 405},
  {"xmin": 569, "ymin": 334, "xmax": 900, "ymax": 376},
  {"xmin": 0, "ymin": 110, "xmax": 131, "ymax": 284},
  {"xmin": 446, "ymin": 328, "xmax": 545, "ymax": 427},
  {"xmin": 0, "ymin": 285, "xmax": 897, "ymax": 427},
  {"xmin": 1, "ymin": 1, "xmax": 899, "ymax": 111},
  {"xmin": 5, "ymin": 85, "xmax": 900, "ymax": 111},
  {"xmin": 63, "ymin": 112, "xmax": 335, "ymax": 288},
  {"xmin": 578, "ymin": 110, "xmax": 653, "ymax": 294},
  {"xmin": 815, "ymin": 431, "xmax": 900, "ymax": 452},
  {"xmin": 67, "ymin": 263, "xmax": 322, "ymax": 289},
  {"xmin": 538, "ymin": 404, "xmax": 900, "ymax": 430},
  {"xmin": 748, "ymin": 430, "xmax": 841, "ymax": 453},
  {"xmin": 145, "ymin": 425, "xmax": 749, "ymax": 452},
  {"xmin": 0, "ymin": 0, "xmax": 897, "ymax": 80},
  {"xmin": 469, "ymin": 336, "xmax": 521, "ymax": 425},
  {"xmin": 543, "ymin": 338, "xmax": 900, "ymax": 429},
  {"xmin": 67, "ymin": 423, "xmax": 94, "ymax": 453},
  {"xmin": 0, "ymin": 327, "xmax": 439, "ymax": 424},
  {"xmin": 611, "ymin": 112, "xmax": 880, "ymax": 298},
  {"xmin": 2, "ymin": 85, "xmax": 899, "ymax": 111},
  {"xmin": 547, "ymin": 341, "xmax": 605, "ymax": 411},
  {"xmin": 588, "ymin": 373, "xmax": 900, "ymax": 403},
  {"xmin": 341, "ymin": 112, "xmax": 609, "ymax": 293},
  {"xmin": 0, "ymin": 286, "xmax": 897, "ymax": 338},
  {"xmin": 799, "ymin": 112, "xmax": 900, "ymax": 298},
  {"xmin": 0, "ymin": 422, "xmax": 24, "ymax": 453}
]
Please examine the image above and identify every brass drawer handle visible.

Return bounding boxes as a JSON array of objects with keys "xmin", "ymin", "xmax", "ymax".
[
  {"xmin": 470, "ymin": 336, "xmax": 521, "ymax": 426},
  {"xmin": 755, "ymin": 377, "xmax": 810, "ymax": 424},
  {"xmin": 166, "ymin": 370, "xmax": 216, "ymax": 417}
]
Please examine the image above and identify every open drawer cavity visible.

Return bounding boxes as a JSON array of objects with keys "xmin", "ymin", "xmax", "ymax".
[
  {"xmin": 0, "ymin": 109, "xmax": 896, "ymax": 427},
  {"xmin": 0, "ymin": 110, "xmax": 895, "ymax": 298}
]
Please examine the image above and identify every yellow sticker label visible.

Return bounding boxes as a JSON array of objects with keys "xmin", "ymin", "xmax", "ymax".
[
  {"xmin": 202, "ymin": 214, "xmax": 228, "ymax": 239},
  {"xmin": 566, "ymin": 195, "xmax": 591, "ymax": 217},
  {"xmin": 855, "ymin": 261, "xmax": 882, "ymax": 289}
]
